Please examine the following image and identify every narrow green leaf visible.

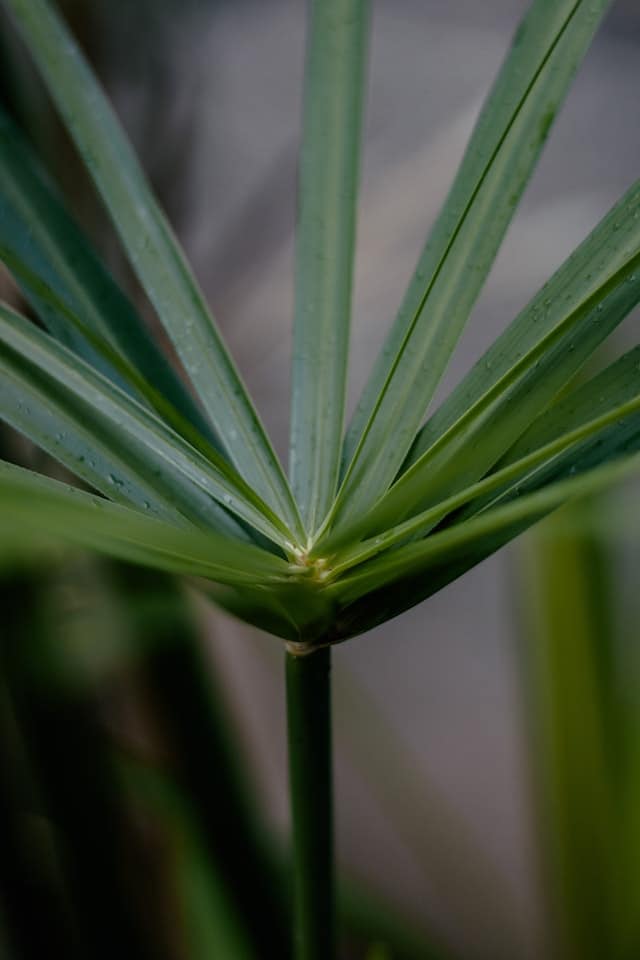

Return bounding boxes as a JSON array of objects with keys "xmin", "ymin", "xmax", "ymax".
[
  {"xmin": 472, "ymin": 411, "xmax": 640, "ymax": 526},
  {"xmin": 0, "ymin": 303, "xmax": 291, "ymax": 546},
  {"xmin": 332, "ymin": 0, "xmax": 610, "ymax": 530},
  {"xmin": 407, "ymin": 178, "xmax": 640, "ymax": 469},
  {"xmin": 0, "ymin": 107, "xmax": 217, "ymax": 444},
  {"xmin": 2, "ymin": 0, "xmax": 302, "ymax": 534},
  {"xmin": 328, "ymin": 453, "xmax": 640, "ymax": 609},
  {"xmin": 498, "ymin": 346, "xmax": 640, "ymax": 471},
  {"xmin": 0, "ymin": 461, "xmax": 289, "ymax": 585},
  {"xmin": 0, "ymin": 249, "xmax": 241, "ymax": 476},
  {"xmin": 326, "ymin": 368, "xmax": 640, "ymax": 574},
  {"xmin": 460, "ymin": 346, "xmax": 640, "ymax": 518},
  {"xmin": 290, "ymin": 0, "xmax": 370, "ymax": 533},
  {"xmin": 333, "ymin": 194, "xmax": 640, "ymax": 542}
]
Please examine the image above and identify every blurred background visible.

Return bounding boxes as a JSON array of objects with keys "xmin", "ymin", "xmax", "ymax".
[{"xmin": 1, "ymin": 1, "xmax": 640, "ymax": 957}]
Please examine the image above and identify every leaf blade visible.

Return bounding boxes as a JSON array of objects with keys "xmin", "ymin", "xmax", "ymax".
[
  {"xmin": 330, "ymin": 0, "xmax": 610, "ymax": 532},
  {"xmin": 0, "ymin": 460, "xmax": 288, "ymax": 585},
  {"xmin": 341, "ymin": 189, "xmax": 640, "ymax": 541},
  {"xmin": 457, "ymin": 345, "xmax": 640, "ymax": 519},
  {"xmin": 0, "ymin": 107, "xmax": 217, "ymax": 444},
  {"xmin": 407, "ymin": 177, "xmax": 640, "ymax": 470},
  {"xmin": 326, "ymin": 356, "xmax": 640, "ymax": 574},
  {"xmin": 328, "ymin": 452, "xmax": 640, "ymax": 615},
  {"xmin": 290, "ymin": 0, "xmax": 370, "ymax": 533},
  {"xmin": 0, "ymin": 245, "xmax": 238, "ymax": 477},
  {"xmin": 497, "ymin": 346, "xmax": 640, "ymax": 471},
  {"xmin": 3, "ymin": 0, "xmax": 302, "ymax": 533},
  {"xmin": 0, "ymin": 303, "xmax": 290, "ymax": 546}
]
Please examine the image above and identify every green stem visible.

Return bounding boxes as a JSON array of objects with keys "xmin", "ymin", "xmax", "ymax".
[{"xmin": 286, "ymin": 644, "xmax": 335, "ymax": 960}]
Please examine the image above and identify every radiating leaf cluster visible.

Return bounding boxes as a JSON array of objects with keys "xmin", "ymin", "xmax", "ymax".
[{"xmin": 0, "ymin": 0, "xmax": 638, "ymax": 644}]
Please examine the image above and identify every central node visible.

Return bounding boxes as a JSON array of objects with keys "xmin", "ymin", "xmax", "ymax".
[{"xmin": 286, "ymin": 544, "xmax": 332, "ymax": 583}]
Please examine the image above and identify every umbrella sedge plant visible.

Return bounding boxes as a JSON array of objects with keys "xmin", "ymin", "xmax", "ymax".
[{"xmin": 1, "ymin": 0, "xmax": 640, "ymax": 955}]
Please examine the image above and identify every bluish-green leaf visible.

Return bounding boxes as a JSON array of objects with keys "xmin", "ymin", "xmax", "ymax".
[
  {"xmin": 497, "ymin": 346, "xmax": 640, "ymax": 472},
  {"xmin": 0, "ymin": 303, "xmax": 291, "ymax": 546},
  {"xmin": 2, "ymin": 0, "xmax": 302, "ymax": 536},
  {"xmin": 457, "ymin": 346, "xmax": 640, "ymax": 520},
  {"xmin": 0, "ymin": 460, "xmax": 289, "ymax": 586},
  {"xmin": 407, "ymin": 179, "xmax": 640, "ymax": 470},
  {"xmin": 0, "ymin": 250, "xmax": 237, "ymax": 473},
  {"xmin": 326, "ymin": 365, "xmax": 640, "ymax": 574},
  {"xmin": 290, "ymin": 0, "xmax": 370, "ymax": 533},
  {"xmin": 330, "ymin": 0, "xmax": 610, "ymax": 533},
  {"xmin": 322, "ymin": 181, "xmax": 640, "ymax": 547},
  {"xmin": 328, "ymin": 453, "xmax": 640, "ymax": 615},
  {"xmin": 0, "ymin": 107, "xmax": 217, "ymax": 444}
]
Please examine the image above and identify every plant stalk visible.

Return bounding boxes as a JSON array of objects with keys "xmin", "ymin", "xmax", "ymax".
[{"xmin": 286, "ymin": 644, "xmax": 335, "ymax": 960}]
